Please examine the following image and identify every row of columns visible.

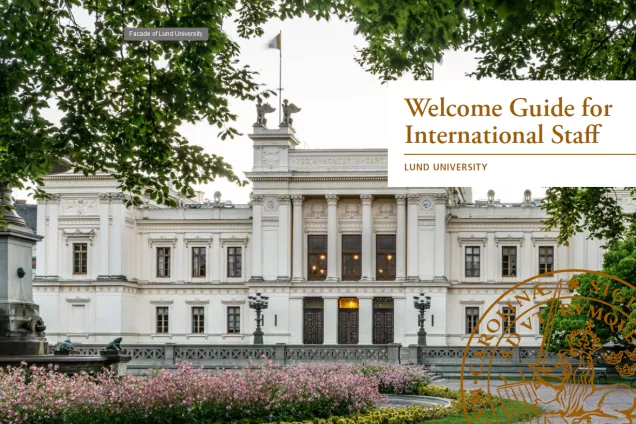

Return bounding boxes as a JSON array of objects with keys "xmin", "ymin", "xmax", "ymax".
[{"xmin": 251, "ymin": 193, "xmax": 447, "ymax": 282}]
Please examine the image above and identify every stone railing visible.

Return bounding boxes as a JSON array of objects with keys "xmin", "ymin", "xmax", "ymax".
[
  {"xmin": 412, "ymin": 346, "xmax": 558, "ymax": 365},
  {"xmin": 48, "ymin": 343, "xmax": 400, "ymax": 368}
]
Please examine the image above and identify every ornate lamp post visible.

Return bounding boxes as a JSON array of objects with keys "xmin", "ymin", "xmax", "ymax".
[
  {"xmin": 248, "ymin": 293, "xmax": 269, "ymax": 344},
  {"xmin": 413, "ymin": 293, "xmax": 432, "ymax": 346}
]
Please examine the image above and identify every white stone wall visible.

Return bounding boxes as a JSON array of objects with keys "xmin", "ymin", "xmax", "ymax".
[{"xmin": 31, "ymin": 126, "xmax": 608, "ymax": 347}]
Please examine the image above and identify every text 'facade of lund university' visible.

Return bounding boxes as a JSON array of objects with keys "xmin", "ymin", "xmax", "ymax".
[{"xmin": 32, "ymin": 125, "xmax": 611, "ymax": 347}]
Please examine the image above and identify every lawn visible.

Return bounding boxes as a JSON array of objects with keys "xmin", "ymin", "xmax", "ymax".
[{"xmin": 427, "ymin": 400, "xmax": 542, "ymax": 423}]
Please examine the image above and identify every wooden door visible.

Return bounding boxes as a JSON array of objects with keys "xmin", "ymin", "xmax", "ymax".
[
  {"xmin": 303, "ymin": 309, "xmax": 324, "ymax": 344},
  {"xmin": 338, "ymin": 309, "xmax": 359, "ymax": 344},
  {"xmin": 373, "ymin": 309, "xmax": 394, "ymax": 344}
]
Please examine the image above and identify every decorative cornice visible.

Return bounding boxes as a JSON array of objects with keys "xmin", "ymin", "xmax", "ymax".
[
  {"xmin": 495, "ymin": 235, "xmax": 524, "ymax": 247},
  {"xmin": 150, "ymin": 299, "xmax": 174, "ymax": 305},
  {"xmin": 185, "ymin": 299, "xmax": 210, "ymax": 305},
  {"xmin": 532, "ymin": 235, "xmax": 558, "ymax": 246},
  {"xmin": 277, "ymin": 195, "xmax": 291, "ymax": 205},
  {"xmin": 434, "ymin": 194, "xmax": 448, "ymax": 205},
  {"xmin": 65, "ymin": 296, "xmax": 91, "ymax": 303},
  {"xmin": 62, "ymin": 229, "xmax": 96, "ymax": 246},
  {"xmin": 360, "ymin": 195, "xmax": 374, "ymax": 206},
  {"xmin": 325, "ymin": 194, "xmax": 339, "ymax": 206},
  {"xmin": 149, "ymin": 237, "xmax": 178, "ymax": 247},
  {"xmin": 457, "ymin": 235, "xmax": 487, "ymax": 246},
  {"xmin": 221, "ymin": 298, "xmax": 245, "ymax": 305},
  {"xmin": 220, "ymin": 236, "xmax": 249, "ymax": 247},
  {"xmin": 184, "ymin": 236, "xmax": 213, "ymax": 247},
  {"xmin": 249, "ymin": 177, "xmax": 387, "ymax": 182}
]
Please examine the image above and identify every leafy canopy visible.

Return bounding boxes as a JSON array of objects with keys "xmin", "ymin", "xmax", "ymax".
[
  {"xmin": 542, "ymin": 230, "xmax": 636, "ymax": 351},
  {"xmin": 2, "ymin": 0, "xmax": 635, "ymax": 225},
  {"xmin": 543, "ymin": 188, "xmax": 636, "ymax": 247}
]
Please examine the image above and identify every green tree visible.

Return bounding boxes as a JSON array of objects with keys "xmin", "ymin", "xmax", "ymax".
[
  {"xmin": 2, "ymin": 0, "xmax": 635, "ymax": 227},
  {"xmin": 543, "ymin": 188, "xmax": 636, "ymax": 247},
  {"xmin": 542, "ymin": 230, "xmax": 636, "ymax": 351}
]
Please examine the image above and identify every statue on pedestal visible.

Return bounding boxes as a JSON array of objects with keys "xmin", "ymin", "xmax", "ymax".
[
  {"xmin": 105, "ymin": 337, "xmax": 124, "ymax": 352},
  {"xmin": 255, "ymin": 99, "xmax": 276, "ymax": 127},
  {"xmin": 281, "ymin": 99, "xmax": 301, "ymax": 127}
]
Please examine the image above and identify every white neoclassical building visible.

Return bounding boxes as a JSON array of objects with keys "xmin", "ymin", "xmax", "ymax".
[{"xmin": 32, "ymin": 124, "xmax": 609, "ymax": 348}]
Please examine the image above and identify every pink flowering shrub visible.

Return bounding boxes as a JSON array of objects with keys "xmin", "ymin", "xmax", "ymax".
[
  {"xmin": 0, "ymin": 361, "xmax": 387, "ymax": 423},
  {"xmin": 350, "ymin": 363, "xmax": 434, "ymax": 395}
]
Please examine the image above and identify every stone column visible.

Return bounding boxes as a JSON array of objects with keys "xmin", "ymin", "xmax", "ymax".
[
  {"xmin": 360, "ymin": 195, "xmax": 374, "ymax": 281},
  {"xmin": 393, "ymin": 296, "xmax": 406, "ymax": 345},
  {"xmin": 325, "ymin": 195, "xmax": 339, "ymax": 282},
  {"xmin": 250, "ymin": 195, "xmax": 264, "ymax": 282},
  {"xmin": 291, "ymin": 195, "xmax": 304, "ymax": 283},
  {"xmin": 359, "ymin": 297, "xmax": 373, "ymax": 344},
  {"xmin": 434, "ymin": 194, "xmax": 448, "ymax": 282},
  {"xmin": 277, "ymin": 195, "xmax": 291, "ymax": 281},
  {"xmin": 289, "ymin": 297, "xmax": 304, "ymax": 344},
  {"xmin": 487, "ymin": 232, "xmax": 496, "ymax": 283},
  {"xmin": 407, "ymin": 194, "xmax": 420, "ymax": 282},
  {"xmin": 97, "ymin": 194, "xmax": 110, "ymax": 279},
  {"xmin": 324, "ymin": 297, "xmax": 339, "ymax": 344},
  {"xmin": 46, "ymin": 194, "xmax": 60, "ymax": 278},
  {"xmin": 109, "ymin": 194, "xmax": 125, "ymax": 279},
  {"xmin": 35, "ymin": 200, "xmax": 46, "ymax": 277},
  {"xmin": 395, "ymin": 195, "xmax": 407, "ymax": 282}
]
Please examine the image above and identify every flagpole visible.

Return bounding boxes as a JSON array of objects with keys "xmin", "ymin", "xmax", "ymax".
[{"xmin": 278, "ymin": 31, "xmax": 282, "ymax": 124}]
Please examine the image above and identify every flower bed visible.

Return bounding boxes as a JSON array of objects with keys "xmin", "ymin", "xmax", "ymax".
[{"xmin": 0, "ymin": 362, "xmax": 386, "ymax": 423}]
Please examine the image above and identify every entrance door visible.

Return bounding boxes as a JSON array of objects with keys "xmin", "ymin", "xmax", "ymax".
[
  {"xmin": 303, "ymin": 297, "xmax": 324, "ymax": 344},
  {"xmin": 373, "ymin": 297, "xmax": 394, "ymax": 344},
  {"xmin": 303, "ymin": 309, "xmax": 324, "ymax": 344},
  {"xmin": 338, "ymin": 298, "xmax": 359, "ymax": 344}
]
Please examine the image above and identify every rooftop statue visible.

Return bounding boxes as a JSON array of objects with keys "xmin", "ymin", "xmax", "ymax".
[
  {"xmin": 282, "ymin": 99, "xmax": 301, "ymax": 127},
  {"xmin": 255, "ymin": 99, "xmax": 276, "ymax": 127}
]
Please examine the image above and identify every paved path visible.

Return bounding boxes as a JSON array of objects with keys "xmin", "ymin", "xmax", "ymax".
[{"xmin": 435, "ymin": 378, "xmax": 636, "ymax": 423}]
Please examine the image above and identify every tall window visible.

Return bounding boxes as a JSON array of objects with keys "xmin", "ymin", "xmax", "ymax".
[
  {"xmin": 227, "ymin": 307, "xmax": 240, "ymax": 333},
  {"xmin": 502, "ymin": 306, "xmax": 516, "ymax": 333},
  {"xmin": 73, "ymin": 243, "xmax": 87, "ymax": 274},
  {"xmin": 342, "ymin": 235, "xmax": 361, "ymax": 280},
  {"xmin": 192, "ymin": 307, "xmax": 205, "ymax": 334},
  {"xmin": 465, "ymin": 307, "xmax": 479, "ymax": 334},
  {"xmin": 192, "ymin": 247, "xmax": 206, "ymax": 277},
  {"xmin": 308, "ymin": 235, "xmax": 327, "ymax": 281},
  {"xmin": 156, "ymin": 247, "xmax": 170, "ymax": 277},
  {"xmin": 465, "ymin": 247, "xmax": 480, "ymax": 277},
  {"xmin": 227, "ymin": 247, "xmax": 242, "ymax": 277},
  {"xmin": 539, "ymin": 246, "xmax": 554, "ymax": 274},
  {"xmin": 156, "ymin": 307, "xmax": 169, "ymax": 334},
  {"xmin": 376, "ymin": 235, "xmax": 396, "ymax": 280},
  {"xmin": 502, "ymin": 246, "xmax": 517, "ymax": 277}
]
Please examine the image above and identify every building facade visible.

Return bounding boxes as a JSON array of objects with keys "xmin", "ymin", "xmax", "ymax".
[{"xmin": 33, "ymin": 125, "xmax": 608, "ymax": 347}]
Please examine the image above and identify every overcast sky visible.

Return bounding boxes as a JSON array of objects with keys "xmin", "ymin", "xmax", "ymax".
[{"xmin": 18, "ymin": 12, "xmax": 546, "ymax": 204}]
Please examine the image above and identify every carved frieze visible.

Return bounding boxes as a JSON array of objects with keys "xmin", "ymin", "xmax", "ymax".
[
  {"xmin": 339, "ymin": 201, "xmax": 361, "ymax": 218},
  {"xmin": 262, "ymin": 146, "xmax": 281, "ymax": 168},
  {"xmin": 374, "ymin": 202, "xmax": 395, "ymax": 218}
]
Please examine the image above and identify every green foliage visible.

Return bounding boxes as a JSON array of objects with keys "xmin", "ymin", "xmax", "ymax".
[
  {"xmin": 543, "ymin": 188, "xmax": 636, "ymax": 247},
  {"xmin": 3, "ymin": 1, "xmax": 636, "ymax": 228},
  {"xmin": 543, "ymin": 231, "xmax": 636, "ymax": 350}
]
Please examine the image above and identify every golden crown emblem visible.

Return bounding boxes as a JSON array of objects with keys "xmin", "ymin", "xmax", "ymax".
[
  {"xmin": 601, "ymin": 351, "xmax": 624, "ymax": 365},
  {"xmin": 565, "ymin": 321, "xmax": 602, "ymax": 353},
  {"xmin": 616, "ymin": 363, "xmax": 636, "ymax": 377},
  {"xmin": 625, "ymin": 348, "xmax": 636, "ymax": 361}
]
